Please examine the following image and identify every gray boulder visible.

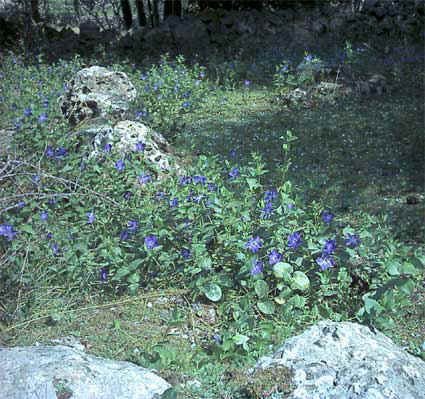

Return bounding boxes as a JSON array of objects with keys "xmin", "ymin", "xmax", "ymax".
[
  {"xmin": 58, "ymin": 66, "xmax": 137, "ymax": 126},
  {"xmin": 0, "ymin": 343, "xmax": 171, "ymax": 399},
  {"xmin": 73, "ymin": 118, "xmax": 187, "ymax": 179},
  {"xmin": 249, "ymin": 320, "xmax": 425, "ymax": 399}
]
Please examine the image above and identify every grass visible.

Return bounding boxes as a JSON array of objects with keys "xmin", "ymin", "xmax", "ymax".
[{"xmin": 0, "ymin": 5, "xmax": 425, "ymax": 398}]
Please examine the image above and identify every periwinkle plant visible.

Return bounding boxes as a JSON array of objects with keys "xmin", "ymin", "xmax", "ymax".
[{"xmin": 2, "ymin": 124, "xmax": 423, "ymax": 334}]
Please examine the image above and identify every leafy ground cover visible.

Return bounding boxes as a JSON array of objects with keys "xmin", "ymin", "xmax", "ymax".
[{"xmin": 0, "ymin": 9, "xmax": 424, "ymax": 398}]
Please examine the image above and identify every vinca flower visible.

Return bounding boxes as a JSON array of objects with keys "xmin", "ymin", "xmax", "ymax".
[
  {"xmin": 229, "ymin": 167, "xmax": 239, "ymax": 179},
  {"xmin": 288, "ymin": 232, "xmax": 302, "ymax": 249},
  {"xmin": 0, "ymin": 222, "xmax": 16, "ymax": 241},
  {"xmin": 86, "ymin": 211, "xmax": 95, "ymax": 224},
  {"xmin": 269, "ymin": 249, "xmax": 282, "ymax": 265},
  {"xmin": 145, "ymin": 235, "xmax": 158, "ymax": 249},
  {"xmin": 41, "ymin": 211, "xmax": 48, "ymax": 222},
  {"xmin": 115, "ymin": 160, "xmax": 125, "ymax": 172},
  {"xmin": 193, "ymin": 175, "xmax": 207, "ymax": 185},
  {"xmin": 323, "ymin": 239, "xmax": 336, "ymax": 255},
  {"xmin": 322, "ymin": 211, "xmax": 334, "ymax": 223},
  {"xmin": 100, "ymin": 267, "xmax": 108, "ymax": 282},
  {"xmin": 127, "ymin": 220, "xmax": 139, "ymax": 232},
  {"xmin": 345, "ymin": 233, "xmax": 361, "ymax": 248},
  {"xmin": 136, "ymin": 141, "xmax": 145, "ymax": 152},
  {"xmin": 245, "ymin": 236, "xmax": 263, "ymax": 253},
  {"xmin": 251, "ymin": 258, "xmax": 263, "ymax": 275},
  {"xmin": 138, "ymin": 173, "xmax": 151, "ymax": 185},
  {"xmin": 316, "ymin": 255, "xmax": 335, "ymax": 271}
]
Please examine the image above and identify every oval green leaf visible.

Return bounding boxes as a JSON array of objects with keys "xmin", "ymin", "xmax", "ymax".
[
  {"xmin": 254, "ymin": 279, "xmax": 269, "ymax": 298},
  {"xmin": 290, "ymin": 271, "xmax": 310, "ymax": 291},
  {"xmin": 204, "ymin": 284, "xmax": 222, "ymax": 302},
  {"xmin": 257, "ymin": 300, "xmax": 275, "ymax": 314},
  {"xmin": 273, "ymin": 262, "xmax": 293, "ymax": 279}
]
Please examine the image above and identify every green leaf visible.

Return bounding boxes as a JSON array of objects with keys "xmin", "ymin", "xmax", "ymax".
[
  {"xmin": 257, "ymin": 300, "xmax": 275, "ymax": 314},
  {"xmin": 246, "ymin": 178, "xmax": 261, "ymax": 190},
  {"xmin": 400, "ymin": 262, "xmax": 419, "ymax": 276},
  {"xmin": 128, "ymin": 272, "xmax": 140, "ymax": 284},
  {"xmin": 20, "ymin": 224, "xmax": 34, "ymax": 234},
  {"xmin": 199, "ymin": 257, "xmax": 212, "ymax": 270},
  {"xmin": 399, "ymin": 279, "xmax": 415, "ymax": 296},
  {"xmin": 114, "ymin": 267, "xmax": 130, "ymax": 279},
  {"xmin": 203, "ymin": 284, "xmax": 222, "ymax": 302},
  {"xmin": 233, "ymin": 334, "xmax": 249, "ymax": 348},
  {"xmin": 363, "ymin": 295, "xmax": 382, "ymax": 314},
  {"xmin": 129, "ymin": 258, "xmax": 144, "ymax": 271},
  {"xmin": 273, "ymin": 262, "xmax": 292, "ymax": 279},
  {"xmin": 288, "ymin": 295, "xmax": 306, "ymax": 309},
  {"xmin": 254, "ymin": 280, "xmax": 269, "ymax": 298},
  {"xmin": 386, "ymin": 260, "xmax": 400, "ymax": 276},
  {"xmin": 290, "ymin": 271, "xmax": 310, "ymax": 291}
]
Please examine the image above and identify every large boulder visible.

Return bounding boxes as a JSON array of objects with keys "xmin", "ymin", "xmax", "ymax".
[
  {"xmin": 58, "ymin": 66, "xmax": 137, "ymax": 126},
  {"xmin": 249, "ymin": 320, "xmax": 425, "ymax": 399},
  {"xmin": 73, "ymin": 118, "xmax": 188, "ymax": 178},
  {"xmin": 0, "ymin": 343, "xmax": 171, "ymax": 399}
]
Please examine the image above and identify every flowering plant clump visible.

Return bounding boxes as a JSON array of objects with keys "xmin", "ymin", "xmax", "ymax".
[{"xmin": 1, "ymin": 121, "xmax": 423, "ymax": 333}]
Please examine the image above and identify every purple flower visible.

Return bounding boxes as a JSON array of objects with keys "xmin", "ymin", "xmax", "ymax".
[
  {"xmin": 183, "ymin": 101, "xmax": 190, "ymax": 108},
  {"xmin": 323, "ymin": 239, "xmax": 336, "ymax": 255},
  {"xmin": 208, "ymin": 183, "xmax": 218, "ymax": 192},
  {"xmin": 100, "ymin": 267, "xmax": 108, "ymax": 282},
  {"xmin": 136, "ymin": 141, "xmax": 145, "ymax": 152},
  {"xmin": 50, "ymin": 242, "xmax": 60, "ymax": 255},
  {"xmin": 46, "ymin": 232, "xmax": 52, "ymax": 240},
  {"xmin": 316, "ymin": 255, "xmax": 335, "ymax": 271},
  {"xmin": 288, "ymin": 232, "xmax": 302, "ymax": 250},
  {"xmin": 0, "ymin": 222, "xmax": 17, "ymax": 241},
  {"xmin": 86, "ymin": 211, "xmax": 95, "ymax": 224},
  {"xmin": 181, "ymin": 248, "xmax": 191, "ymax": 259},
  {"xmin": 38, "ymin": 113, "xmax": 47, "ymax": 123},
  {"xmin": 264, "ymin": 189, "xmax": 278, "ymax": 202},
  {"xmin": 41, "ymin": 211, "xmax": 48, "ymax": 222},
  {"xmin": 251, "ymin": 258, "xmax": 263, "ymax": 275},
  {"xmin": 244, "ymin": 79, "xmax": 250, "ymax": 86},
  {"xmin": 261, "ymin": 201, "xmax": 273, "ymax": 217},
  {"xmin": 105, "ymin": 143, "xmax": 112, "ymax": 153},
  {"xmin": 120, "ymin": 230, "xmax": 129, "ymax": 241},
  {"xmin": 287, "ymin": 203, "xmax": 294, "ymax": 210},
  {"xmin": 230, "ymin": 149, "xmax": 236, "ymax": 157},
  {"xmin": 124, "ymin": 191, "xmax": 132, "ymax": 200},
  {"xmin": 269, "ymin": 249, "xmax": 282, "ymax": 265},
  {"xmin": 138, "ymin": 173, "xmax": 151, "ymax": 185},
  {"xmin": 115, "ymin": 159, "xmax": 125, "ymax": 172},
  {"xmin": 229, "ymin": 167, "xmax": 239, "ymax": 179},
  {"xmin": 17, "ymin": 201, "xmax": 26, "ymax": 209},
  {"xmin": 55, "ymin": 147, "xmax": 67, "ymax": 158},
  {"xmin": 169, "ymin": 198, "xmax": 179, "ymax": 208},
  {"xmin": 24, "ymin": 107, "xmax": 32, "ymax": 117},
  {"xmin": 145, "ymin": 234, "xmax": 158, "ymax": 250},
  {"xmin": 304, "ymin": 54, "xmax": 313, "ymax": 63},
  {"xmin": 245, "ymin": 236, "xmax": 263, "ymax": 253},
  {"xmin": 43, "ymin": 99, "xmax": 49, "ymax": 108},
  {"xmin": 46, "ymin": 146, "xmax": 54, "ymax": 157},
  {"xmin": 127, "ymin": 220, "xmax": 139, "ymax": 232},
  {"xmin": 345, "ymin": 233, "xmax": 361, "ymax": 248},
  {"xmin": 156, "ymin": 191, "xmax": 166, "ymax": 200},
  {"xmin": 179, "ymin": 176, "xmax": 192, "ymax": 185},
  {"xmin": 193, "ymin": 175, "xmax": 207, "ymax": 185},
  {"xmin": 322, "ymin": 211, "xmax": 334, "ymax": 224},
  {"xmin": 33, "ymin": 175, "xmax": 40, "ymax": 183},
  {"xmin": 212, "ymin": 334, "xmax": 222, "ymax": 345},
  {"xmin": 141, "ymin": 74, "xmax": 147, "ymax": 80},
  {"xmin": 193, "ymin": 194, "xmax": 205, "ymax": 204}
]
